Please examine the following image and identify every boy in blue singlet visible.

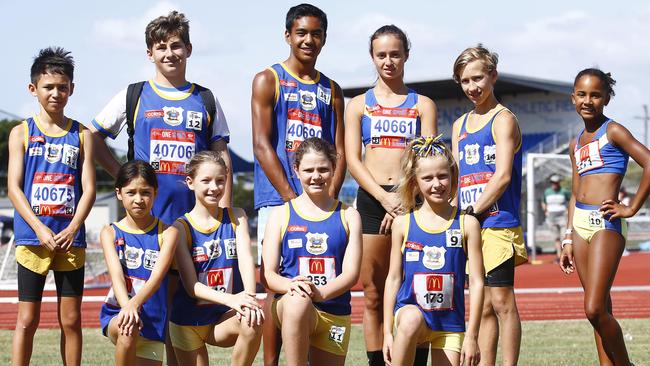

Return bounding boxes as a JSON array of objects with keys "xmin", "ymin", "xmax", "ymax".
[
  {"xmin": 451, "ymin": 45, "xmax": 528, "ymax": 366},
  {"xmin": 251, "ymin": 4, "xmax": 346, "ymax": 365},
  {"xmin": 89, "ymin": 12, "xmax": 233, "ymax": 364},
  {"xmin": 8, "ymin": 47, "xmax": 96, "ymax": 366}
]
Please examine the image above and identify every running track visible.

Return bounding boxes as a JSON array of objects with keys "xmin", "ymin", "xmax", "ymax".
[{"xmin": 0, "ymin": 253, "xmax": 648, "ymax": 329}]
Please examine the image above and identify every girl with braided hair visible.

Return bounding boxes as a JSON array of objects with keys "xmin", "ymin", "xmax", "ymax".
[{"xmin": 383, "ymin": 136, "xmax": 484, "ymax": 366}]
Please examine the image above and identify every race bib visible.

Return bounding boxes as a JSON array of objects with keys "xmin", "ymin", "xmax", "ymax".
[
  {"xmin": 298, "ymin": 256, "xmax": 336, "ymax": 287},
  {"xmin": 413, "ymin": 273, "xmax": 454, "ymax": 311},
  {"xmin": 285, "ymin": 108, "xmax": 323, "ymax": 152},
  {"xmin": 149, "ymin": 128, "xmax": 195, "ymax": 175},
  {"xmin": 30, "ymin": 172, "xmax": 75, "ymax": 217},
  {"xmin": 458, "ymin": 172, "xmax": 491, "ymax": 209},
  {"xmin": 105, "ymin": 275, "xmax": 146, "ymax": 307},
  {"xmin": 588, "ymin": 211, "xmax": 604, "ymax": 228},
  {"xmin": 367, "ymin": 106, "xmax": 418, "ymax": 149},
  {"xmin": 575, "ymin": 136, "xmax": 606, "ymax": 174}
]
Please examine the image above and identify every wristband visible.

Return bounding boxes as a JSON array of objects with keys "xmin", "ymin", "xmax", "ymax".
[
  {"xmin": 565, "ymin": 229, "xmax": 573, "ymax": 235},
  {"xmin": 463, "ymin": 205, "xmax": 480, "ymax": 218},
  {"xmin": 561, "ymin": 239, "xmax": 573, "ymax": 249}
]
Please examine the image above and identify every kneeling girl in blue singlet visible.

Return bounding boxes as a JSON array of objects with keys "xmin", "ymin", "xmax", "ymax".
[
  {"xmin": 383, "ymin": 136, "xmax": 484, "ymax": 366},
  {"xmin": 560, "ymin": 69, "xmax": 650, "ymax": 366},
  {"xmin": 99, "ymin": 161, "xmax": 178, "ymax": 365},
  {"xmin": 262, "ymin": 137, "xmax": 362, "ymax": 366},
  {"xmin": 169, "ymin": 151, "xmax": 262, "ymax": 366}
]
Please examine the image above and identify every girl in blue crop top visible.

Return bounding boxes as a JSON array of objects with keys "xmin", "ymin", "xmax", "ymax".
[
  {"xmin": 383, "ymin": 136, "xmax": 483, "ymax": 366},
  {"xmin": 100, "ymin": 160, "xmax": 178, "ymax": 366},
  {"xmin": 170, "ymin": 151, "xmax": 262, "ymax": 365},
  {"xmin": 263, "ymin": 137, "xmax": 362, "ymax": 366},
  {"xmin": 560, "ymin": 68, "xmax": 650, "ymax": 366},
  {"xmin": 344, "ymin": 25, "xmax": 437, "ymax": 366}
]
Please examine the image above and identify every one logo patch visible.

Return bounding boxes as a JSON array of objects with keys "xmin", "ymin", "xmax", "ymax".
[
  {"xmin": 288, "ymin": 238, "xmax": 303, "ymax": 249},
  {"xmin": 143, "ymin": 249, "xmax": 159, "ymax": 270},
  {"xmin": 124, "ymin": 246, "xmax": 144, "ymax": 269},
  {"xmin": 305, "ymin": 232, "xmax": 328, "ymax": 255},
  {"xmin": 405, "ymin": 251, "xmax": 420, "ymax": 262},
  {"xmin": 279, "ymin": 79, "xmax": 298, "ymax": 88},
  {"xmin": 464, "ymin": 143, "xmax": 480, "ymax": 165},
  {"xmin": 30, "ymin": 135, "xmax": 45, "ymax": 143},
  {"xmin": 299, "ymin": 90, "xmax": 317, "ymax": 111},
  {"xmin": 162, "ymin": 106, "xmax": 184, "ymax": 126},
  {"xmin": 62, "ymin": 144, "xmax": 79, "ymax": 169},
  {"xmin": 422, "ymin": 246, "xmax": 446, "ymax": 270},
  {"xmin": 144, "ymin": 110, "xmax": 164, "ymax": 118},
  {"xmin": 284, "ymin": 93, "xmax": 298, "ymax": 102},
  {"xmin": 287, "ymin": 225, "xmax": 308, "ymax": 233},
  {"xmin": 426, "ymin": 274, "xmax": 444, "ymax": 291},
  {"xmin": 329, "ymin": 326, "xmax": 346, "ymax": 344},
  {"xmin": 29, "ymin": 146, "xmax": 43, "ymax": 156},
  {"xmin": 192, "ymin": 246, "xmax": 208, "ymax": 262},
  {"xmin": 446, "ymin": 229, "xmax": 462, "ymax": 248}
]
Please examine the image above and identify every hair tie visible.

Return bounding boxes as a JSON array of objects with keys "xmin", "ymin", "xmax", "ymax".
[{"xmin": 411, "ymin": 134, "xmax": 446, "ymax": 158}]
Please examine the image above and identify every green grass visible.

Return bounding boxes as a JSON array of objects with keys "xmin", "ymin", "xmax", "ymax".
[{"xmin": 1, "ymin": 319, "xmax": 649, "ymax": 365}]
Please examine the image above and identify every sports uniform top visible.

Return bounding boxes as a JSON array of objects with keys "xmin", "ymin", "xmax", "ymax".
[
  {"xmin": 457, "ymin": 108, "xmax": 522, "ymax": 228},
  {"xmin": 171, "ymin": 209, "xmax": 243, "ymax": 326},
  {"xmin": 278, "ymin": 200, "xmax": 350, "ymax": 315},
  {"xmin": 395, "ymin": 208, "xmax": 466, "ymax": 332},
  {"xmin": 14, "ymin": 117, "xmax": 86, "ymax": 247},
  {"xmin": 543, "ymin": 187, "xmax": 571, "ymax": 214},
  {"xmin": 253, "ymin": 63, "xmax": 337, "ymax": 209},
  {"xmin": 100, "ymin": 219, "xmax": 168, "ymax": 342},
  {"xmin": 92, "ymin": 81, "xmax": 230, "ymax": 224},
  {"xmin": 573, "ymin": 119, "xmax": 628, "ymax": 177},
  {"xmin": 361, "ymin": 89, "xmax": 420, "ymax": 148}
]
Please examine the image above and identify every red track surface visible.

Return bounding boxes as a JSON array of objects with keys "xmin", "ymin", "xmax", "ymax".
[{"xmin": 1, "ymin": 253, "xmax": 648, "ymax": 329}]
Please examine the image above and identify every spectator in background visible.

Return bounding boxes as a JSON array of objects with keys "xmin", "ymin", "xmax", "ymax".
[
  {"xmin": 618, "ymin": 186, "xmax": 631, "ymax": 206},
  {"xmin": 542, "ymin": 174, "xmax": 571, "ymax": 263}
]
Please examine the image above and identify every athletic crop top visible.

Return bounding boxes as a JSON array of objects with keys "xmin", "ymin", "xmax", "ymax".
[
  {"xmin": 171, "ymin": 209, "xmax": 243, "ymax": 326},
  {"xmin": 99, "ymin": 219, "xmax": 168, "ymax": 342},
  {"xmin": 361, "ymin": 89, "xmax": 420, "ymax": 148},
  {"xmin": 395, "ymin": 208, "xmax": 467, "ymax": 332},
  {"xmin": 457, "ymin": 108, "xmax": 522, "ymax": 228},
  {"xmin": 573, "ymin": 119, "xmax": 629, "ymax": 176},
  {"xmin": 14, "ymin": 117, "xmax": 86, "ymax": 247},
  {"xmin": 253, "ymin": 63, "xmax": 337, "ymax": 209},
  {"xmin": 278, "ymin": 200, "xmax": 351, "ymax": 315}
]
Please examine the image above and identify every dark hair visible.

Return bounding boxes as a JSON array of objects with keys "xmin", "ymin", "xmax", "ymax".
[
  {"xmin": 30, "ymin": 47, "xmax": 74, "ymax": 84},
  {"xmin": 145, "ymin": 11, "xmax": 190, "ymax": 49},
  {"xmin": 369, "ymin": 25, "xmax": 410, "ymax": 56},
  {"xmin": 115, "ymin": 160, "xmax": 158, "ymax": 190},
  {"xmin": 294, "ymin": 137, "xmax": 337, "ymax": 168},
  {"xmin": 285, "ymin": 3, "xmax": 327, "ymax": 33},
  {"xmin": 186, "ymin": 150, "xmax": 228, "ymax": 179},
  {"xmin": 574, "ymin": 68, "xmax": 616, "ymax": 97}
]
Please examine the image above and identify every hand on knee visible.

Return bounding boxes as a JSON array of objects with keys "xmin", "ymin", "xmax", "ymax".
[{"xmin": 116, "ymin": 332, "xmax": 138, "ymax": 351}]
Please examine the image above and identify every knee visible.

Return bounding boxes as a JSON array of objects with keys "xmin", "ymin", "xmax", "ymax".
[
  {"xmin": 490, "ymin": 292, "xmax": 516, "ymax": 316},
  {"xmin": 116, "ymin": 332, "xmax": 138, "ymax": 350},
  {"xmin": 584, "ymin": 301, "xmax": 608, "ymax": 324},
  {"xmin": 59, "ymin": 309, "xmax": 81, "ymax": 330},
  {"xmin": 362, "ymin": 286, "xmax": 382, "ymax": 312},
  {"xmin": 240, "ymin": 322, "xmax": 262, "ymax": 341},
  {"xmin": 16, "ymin": 312, "xmax": 40, "ymax": 334},
  {"xmin": 281, "ymin": 295, "xmax": 312, "ymax": 322},
  {"xmin": 396, "ymin": 308, "xmax": 424, "ymax": 338}
]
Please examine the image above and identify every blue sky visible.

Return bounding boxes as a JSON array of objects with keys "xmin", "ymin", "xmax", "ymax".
[{"xmin": 2, "ymin": 1, "xmax": 649, "ymax": 158}]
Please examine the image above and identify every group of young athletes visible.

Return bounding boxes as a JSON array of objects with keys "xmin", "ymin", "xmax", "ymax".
[{"xmin": 6, "ymin": 3, "xmax": 650, "ymax": 366}]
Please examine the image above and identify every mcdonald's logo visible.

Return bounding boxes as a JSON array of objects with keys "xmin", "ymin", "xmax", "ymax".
[
  {"xmin": 160, "ymin": 161, "xmax": 171, "ymax": 172},
  {"xmin": 426, "ymin": 275, "xmax": 443, "ymax": 291},
  {"xmin": 579, "ymin": 146, "xmax": 590, "ymax": 161},
  {"xmin": 309, "ymin": 258, "xmax": 325, "ymax": 274},
  {"xmin": 40, "ymin": 205, "xmax": 52, "ymax": 216},
  {"xmin": 207, "ymin": 269, "xmax": 224, "ymax": 287}
]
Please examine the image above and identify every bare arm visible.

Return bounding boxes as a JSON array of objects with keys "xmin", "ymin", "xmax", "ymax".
[
  {"xmin": 417, "ymin": 95, "xmax": 438, "ymax": 137},
  {"xmin": 450, "ymin": 117, "xmax": 463, "ymax": 207},
  {"xmin": 89, "ymin": 126, "xmax": 121, "ymax": 179},
  {"xmin": 602, "ymin": 122, "xmax": 650, "ymax": 217},
  {"xmin": 211, "ymin": 139, "xmax": 233, "ymax": 207},
  {"xmin": 100, "ymin": 225, "xmax": 130, "ymax": 307},
  {"xmin": 330, "ymin": 81, "xmax": 346, "ymax": 198},
  {"xmin": 312, "ymin": 207, "xmax": 361, "ymax": 302},
  {"xmin": 232, "ymin": 208, "xmax": 257, "ymax": 294},
  {"xmin": 56, "ymin": 127, "xmax": 97, "ymax": 250},
  {"xmin": 462, "ymin": 214, "xmax": 484, "ymax": 366},
  {"xmin": 560, "ymin": 139, "xmax": 579, "ymax": 274},
  {"xmin": 473, "ymin": 111, "xmax": 520, "ymax": 215},
  {"xmin": 383, "ymin": 214, "xmax": 406, "ymax": 336},
  {"xmin": 251, "ymin": 69, "xmax": 297, "ymax": 202},
  {"xmin": 261, "ymin": 205, "xmax": 296, "ymax": 293},
  {"xmin": 7, "ymin": 123, "xmax": 56, "ymax": 250}
]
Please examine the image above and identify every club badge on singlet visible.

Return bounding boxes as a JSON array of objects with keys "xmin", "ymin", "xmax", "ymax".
[{"xmin": 366, "ymin": 105, "xmax": 418, "ymax": 149}]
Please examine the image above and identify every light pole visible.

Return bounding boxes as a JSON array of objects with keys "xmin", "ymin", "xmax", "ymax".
[{"xmin": 634, "ymin": 105, "xmax": 649, "ymax": 147}]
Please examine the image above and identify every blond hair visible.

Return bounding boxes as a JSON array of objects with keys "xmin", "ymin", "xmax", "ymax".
[
  {"xmin": 186, "ymin": 150, "xmax": 227, "ymax": 179},
  {"xmin": 397, "ymin": 136, "xmax": 458, "ymax": 210},
  {"xmin": 453, "ymin": 44, "xmax": 499, "ymax": 83}
]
